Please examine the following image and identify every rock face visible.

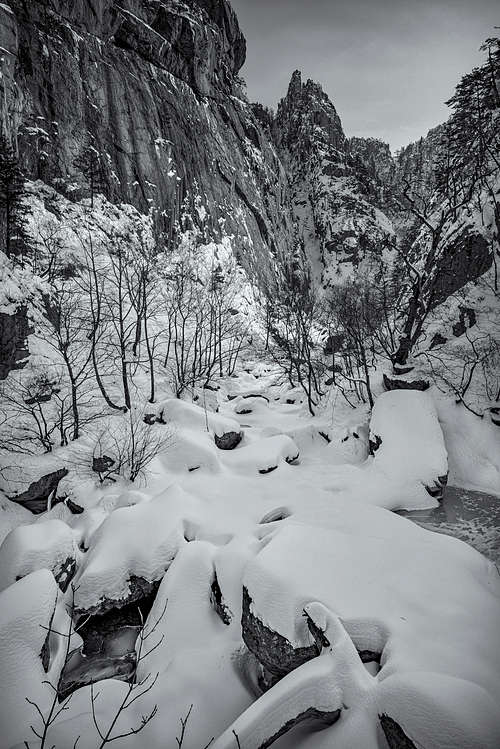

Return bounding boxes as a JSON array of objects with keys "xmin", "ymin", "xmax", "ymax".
[
  {"xmin": 0, "ymin": 0, "xmax": 494, "ymax": 383},
  {"xmin": 273, "ymin": 71, "xmax": 396, "ymax": 286},
  {"xmin": 1, "ymin": 0, "xmax": 288, "ymax": 265}
]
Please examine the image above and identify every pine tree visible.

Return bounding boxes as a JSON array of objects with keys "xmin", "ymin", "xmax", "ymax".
[
  {"xmin": 74, "ymin": 136, "xmax": 109, "ymax": 209},
  {"xmin": 0, "ymin": 135, "xmax": 29, "ymax": 258}
]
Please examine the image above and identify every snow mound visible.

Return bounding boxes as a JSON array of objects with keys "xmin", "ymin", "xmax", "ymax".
[
  {"xmin": 157, "ymin": 430, "xmax": 221, "ymax": 474},
  {"xmin": 0, "ymin": 491, "xmax": 32, "ymax": 545},
  {"xmin": 233, "ymin": 395, "xmax": 270, "ymax": 415},
  {"xmin": 224, "ymin": 435, "xmax": 300, "ymax": 474},
  {"xmin": 436, "ymin": 397, "xmax": 500, "ymax": 496},
  {"xmin": 72, "ymin": 484, "xmax": 201, "ymax": 613},
  {"xmin": 244, "ymin": 501, "xmax": 500, "ymax": 711},
  {"xmin": 158, "ymin": 398, "xmax": 241, "ymax": 438},
  {"xmin": 370, "ymin": 389, "xmax": 448, "ymax": 499},
  {"xmin": 0, "ymin": 519, "xmax": 81, "ymax": 592},
  {"xmin": 0, "ymin": 569, "xmax": 80, "ymax": 749}
]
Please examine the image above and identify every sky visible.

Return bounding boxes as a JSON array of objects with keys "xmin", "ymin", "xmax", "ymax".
[{"xmin": 230, "ymin": 0, "xmax": 498, "ymax": 151}]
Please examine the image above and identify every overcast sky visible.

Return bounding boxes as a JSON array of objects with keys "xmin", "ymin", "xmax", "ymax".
[{"xmin": 230, "ymin": 0, "xmax": 498, "ymax": 151}]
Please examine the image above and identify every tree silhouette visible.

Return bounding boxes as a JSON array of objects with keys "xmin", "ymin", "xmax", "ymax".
[{"xmin": 0, "ymin": 135, "xmax": 29, "ymax": 258}]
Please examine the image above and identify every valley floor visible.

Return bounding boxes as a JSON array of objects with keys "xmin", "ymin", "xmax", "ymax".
[{"xmin": 1, "ymin": 365, "xmax": 500, "ymax": 749}]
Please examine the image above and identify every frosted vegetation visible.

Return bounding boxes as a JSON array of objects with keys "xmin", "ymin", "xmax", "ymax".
[{"xmin": 0, "ymin": 27, "xmax": 499, "ymax": 749}]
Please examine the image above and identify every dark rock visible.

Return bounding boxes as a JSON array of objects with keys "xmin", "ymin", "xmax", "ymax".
[
  {"xmin": 425, "ymin": 473, "xmax": 448, "ymax": 501},
  {"xmin": 66, "ymin": 498, "xmax": 84, "ymax": 514},
  {"xmin": 383, "ymin": 374, "xmax": 430, "ymax": 392},
  {"xmin": 241, "ymin": 587, "xmax": 319, "ymax": 682},
  {"xmin": 392, "ymin": 364, "xmax": 416, "ymax": 376},
  {"xmin": 143, "ymin": 412, "xmax": 157, "ymax": 425},
  {"xmin": 236, "ymin": 407, "xmax": 253, "ymax": 415},
  {"xmin": 323, "ymin": 333, "xmax": 345, "ymax": 356},
  {"xmin": 258, "ymin": 706, "xmax": 341, "ymax": 749},
  {"xmin": 259, "ymin": 507, "xmax": 291, "ymax": 524},
  {"xmin": 54, "ymin": 556, "xmax": 77, "ymax": 593},
  {"xmin": 259, "ymin": 465, "xmax": 278, "ymax": 474},
  {"xmin": 369, "ymin": 434, "xmax": 382, "ymax": 455},
  {"xmin": 40, "ymin": 628, "xmax": 51, "ymax": 673},
  {"xmin": 8, "ymin": 468, "xmax": 69, "ymax": 514},
  {"xmin": 214, "ymin": 430, "xmax": 243, "ymax": 450},
  {"xmin": 358, "ymin": 649, "xmax": 381, "ymax": 663},
  {"xmin": 379, "ymin": 714, "xmax": 418, "ymax": 749},
  {"xmin": 74, "ymin": 575, "xmax": 161, "ymax": 620},
  {"xmin": 452, "ymin": 306, "xmax": 477, "ymax": 338},
  {"xmin": 285, "ymin": 453, "xmax": 300, "ymax": 465},
  {"xmin": 430, "ymin": 332, "xmax": 447, "ymax": 349},
  {"xmin": 433, "ymin": 232, "xmax": 491, "ymax": 308},
  {"xmin": 242, "ymin": 393, "xmax": 269, "ymax": 402},
  {"xmin": 210, "ymin": 573, "xmax": 232, "ymax": 625},
  {"xmin": 92, "ymin": 455, "xmax": 115, "ymax": 474},
  {"xmin": 489, "ymin": 406, "xmax": 500, "ymax": 427}
]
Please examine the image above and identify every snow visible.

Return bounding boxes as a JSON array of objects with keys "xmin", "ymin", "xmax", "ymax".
[
  {"xmin": 0, "ymin": 175, "xmax": 499, "ymax": 749},
  {"xmin": 245, "ymin": 504, "xmax": 500, "ymax": 698},
  {"xmin": 0, "ymin": 569, "xmax": 80, "ymax": 749},
  {"xmin": 72, "ymin": 484, "xmax": 201, "ymax": 613},
  {"xmin": 157, "ymin": 397, "xmax": 241, "ymax": 438},
  {"xmin": 436, "ymin": 397, "xmax": 500, "ymax": 497},
  {"xmin": 1, "ymin": 372, "xmax": 499, "ymax": 749},
  {"xmin": 222, "ymin": 434, "xmax": 299, "ymax": 474},
  {"xmin": 0, "ymin": 518, "xmax": 81, "ymax": 592},
  {"xmin": 369, "ymin": 389, "xmax": 448, "ymax": 502}
]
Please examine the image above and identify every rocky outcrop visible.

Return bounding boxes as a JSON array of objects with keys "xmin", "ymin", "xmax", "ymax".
[
  {"xmin": 1, "ymin": 0, "xmax": 289, "ymax": 268},
  {"xmin": 273, "ymin": 71, "xmax": 395, "ymax": 286}
]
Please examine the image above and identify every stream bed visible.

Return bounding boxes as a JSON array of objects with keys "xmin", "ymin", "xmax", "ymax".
[{"xmin": 399, "ymin": 486, "xmax": 500, "ymax": 564}]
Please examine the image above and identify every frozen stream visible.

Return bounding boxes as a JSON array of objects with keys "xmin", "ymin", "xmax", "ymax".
[{"xmin": 399, "ymin": 486, "xmax": 500, "ymax": 564}]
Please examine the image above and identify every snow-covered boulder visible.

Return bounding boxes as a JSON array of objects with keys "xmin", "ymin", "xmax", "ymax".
[
  {"xmin": 0, "ymin": 569, "xmax": 81, "ymax": 749},
  {"xmin": 224, "ymin": 435, "xmax": 300, "ymax": 474},
  {"xmin": 233, "ymin": 395, "xmax": 270, "ymax": 415},
  {"xmin": 157, "ymin": 398, "xmax": 241, "ymax": 438},
  {"xmin": 158, "ymin": 430, "xmax": 222, "ymax": 473},
  {"xmin": 328, "ymin": 422, "xmax": 370, "ymax": 465},
  {"xmin": 370, "ymin": 389, "xmax": 448, "ymax": 499},
  {"xmin": 0, "ymin": 519, "xmax": 81, "ymax": 593},
  {"xmin": 240, "ymin": 499, "xmax": 500, "ymax": 748},
  {"xmin": 72, "ymin": 484, "xmax": 201, "ymax": 616}
]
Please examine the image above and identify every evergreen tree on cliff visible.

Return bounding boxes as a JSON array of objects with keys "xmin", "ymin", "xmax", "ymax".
[
  {"xmin": 74, "ymin": 136, "xmax": 109, "ymax": 209},
  {"xmin": 0, "ymin": 135, "xmax": 29, "ymax": 259}
]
